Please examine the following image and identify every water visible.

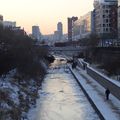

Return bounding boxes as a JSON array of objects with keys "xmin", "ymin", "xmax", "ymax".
[{"xmin": 28, "ymin": 57, "xmax": 100, "ymax": 120}]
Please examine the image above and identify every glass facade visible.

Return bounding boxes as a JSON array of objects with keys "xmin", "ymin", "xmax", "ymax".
[{"xmin": 73, "ymin": 11, "xmax": 94, "ymax": 40}]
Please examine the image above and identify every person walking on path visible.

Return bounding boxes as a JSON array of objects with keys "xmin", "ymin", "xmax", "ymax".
[{"xmin": 105, "ymin": 88, "xmax": 110, "ymax": 100}]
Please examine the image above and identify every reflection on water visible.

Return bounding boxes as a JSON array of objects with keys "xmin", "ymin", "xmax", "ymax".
[{"xmin": 28, "ymin": 57, "xmax": 99, "ymax": 120}]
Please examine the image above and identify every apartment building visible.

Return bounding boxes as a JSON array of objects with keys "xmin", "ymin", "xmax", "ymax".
[
  {"xmin": 73, "ymin": 11, "xmax": 95, "ymax": 40},
  {"xmin": 94, "ymin": 0, "xmax": 117, "ymax": 38}
]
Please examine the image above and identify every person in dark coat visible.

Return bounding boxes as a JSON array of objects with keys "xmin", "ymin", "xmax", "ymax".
[
  {"xmin": 72, "ymin": 62, "xmax": 75, "ymax": 69},
  {"xmin": 72, "ymin": 61, "xmax": 77, "ymax": 69},
  {"xmin": 105, "ymin": 88, "xmax": 110, "ymax": 100}
]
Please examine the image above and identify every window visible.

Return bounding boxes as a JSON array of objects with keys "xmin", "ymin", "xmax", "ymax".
[
  {"xmin": 106, "ymin": 19, "xmax": 108, "ymax": 23},
  {"xmin": 103, "ymin": 24, "xmax": 105, "ymax": 27},
  {"xmin": 102, "ymin": 5, "xmax": 105, "ymax": 8},
  {"xmin": 106, "ymin": 28, "xmax": 108, "ymax": 32},
  {"xmin": 106, "ymin": 10, "xmax": 109, "ymax": 13},
  {"xmin": 103, "ymin": 28, "xmax": 106, "ymax": 32},
  {"xmin": 119, "ymin": 12, "xmax": 120, "ymax": 17}
]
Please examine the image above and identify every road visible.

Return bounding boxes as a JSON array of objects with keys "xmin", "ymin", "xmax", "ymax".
[{"xmin": 28, "ymin": 56, "xmax": 100, "ymax": 120}]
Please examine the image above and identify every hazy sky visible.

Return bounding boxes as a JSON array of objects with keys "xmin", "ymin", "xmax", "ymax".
[{"xmin": 0, "ymin": 0, "xmax": 94, "ymax": 34}]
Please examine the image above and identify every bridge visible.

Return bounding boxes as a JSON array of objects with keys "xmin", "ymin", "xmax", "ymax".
[{"xmin": 49, "ymin": 46, "xmax": 86, "ymax": 52}]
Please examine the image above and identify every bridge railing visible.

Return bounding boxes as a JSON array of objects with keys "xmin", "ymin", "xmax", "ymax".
[{"xmin": 49, "ymin": 46, "xmax": 86, "ymax": 51}]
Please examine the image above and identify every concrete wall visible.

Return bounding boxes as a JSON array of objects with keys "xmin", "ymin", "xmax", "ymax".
[
  {"xmin": 77, "ymin": 60, "xmax": 84, "ymax": 69},
  {"xmin": 87, "ymin": 66, "xmax": 120, "ymax": 100},
  {"xmin": 78, "ymin": 59, "xmax": 89, "ymax": 70},
  {"xmin": 78, "ymin": 59, "xmax": 120, "ymax": 100}
]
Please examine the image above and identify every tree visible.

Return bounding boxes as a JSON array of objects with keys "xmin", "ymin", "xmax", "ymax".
[{"xmin": 0, "ymin": 26, "xmax": 50, "ymax": 77}]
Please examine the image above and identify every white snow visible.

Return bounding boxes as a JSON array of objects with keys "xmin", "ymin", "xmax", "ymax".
[
  {"xmin": 0, "ymin": 102, "xmax": 12, "ymax": 110},
  {"xmin": 27, "ymin": 56, "xmax": 120, "ymax": 120},
  {"xmin": 40, "ymin": 60, "xmax": 48, "ymax": 70},
  {"xmin": 87, "ymin": 66, "xmax": 120, "ymax": 87},
  {"xmin": 70, "ymin": 66, "xmax": 120, "ymax": 120},
  {"xmin": 27, "ymin": 58, "xmax": 100, "ymax": 120},
  {"xmin": 79, "ymin": 59, "xmax": 120, "ymax": 87},
  {"xmin": 0, "ymin": 69, "xmax": 20, "ymax": 106}
]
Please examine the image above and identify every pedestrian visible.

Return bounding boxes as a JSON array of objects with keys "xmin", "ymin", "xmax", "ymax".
[
  {"xmin": 105, "ymin": 88, "xmax": 110, "ymax": 100},
  {"xmin": 75, "ymin": 61, "xmax": 77, "ymax": 68},
  {"xmin": 72, "ymin": 62, "xmax": 75, "ymax": 69}
]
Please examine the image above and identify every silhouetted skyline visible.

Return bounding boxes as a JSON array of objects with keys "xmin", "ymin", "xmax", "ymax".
[{"xmin": 0, "ymin": 0, "xmax": 94, "ymax": 34}]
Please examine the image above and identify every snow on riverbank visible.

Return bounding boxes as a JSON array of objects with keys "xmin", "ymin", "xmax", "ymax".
[
  {"xmin": 70, "ymin": 66, "xmax": 120, "ymax": 120},
  {"xmin": 27, "ymin": 57, "xmax": 100, "ymax": 120},
  {"xmin": 79, "ymin": 59, "xmax": 120, "ymax": 87},
  {"xmin": 0, "ymin": 60, "xmax": 48, "ymax": 120},
  {"xmin": 0, "ymin": 69, "xmax": 19, "ymax": 104}
]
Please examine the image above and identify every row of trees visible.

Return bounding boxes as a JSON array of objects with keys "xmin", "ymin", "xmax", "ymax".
[
  {"xmin": 0, "ymin": 26, "xmax": 55, "ymax": 120},
  {"xmin": 0, "ymin": 26, "xmax": 52, "ymax": 77},
  {"xmin": 80, "ymin": 34, "xmax": 120, "ymax": 76},
  {"xmin": 54, "ymin": 32, "xmax": 120, "ymax": 76}
]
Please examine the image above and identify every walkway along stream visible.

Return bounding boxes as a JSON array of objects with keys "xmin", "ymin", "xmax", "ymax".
[{"xmin": 28, "ymin": 56, "xmax": 100, "ymax": 120}]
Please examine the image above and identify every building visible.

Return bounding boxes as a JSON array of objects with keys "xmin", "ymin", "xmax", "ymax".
[
  {"xmin": 1, "ymin": 18, "xmax": 26, "ymax": 36},
  {"xmin": 54, "ymin": 30, "xmax": 59, "ymax": 41},
  {"xmin": 12, "ymin": 27, "xmax": 26, "ymax": 35},
  {"xmin": 73, "ymin": 11, "xmax": 95, "ymax": 40},
  {"xmin": 32, "ymin": 25, "xmax": 41, "ymax": 41},
  {"xmin": 68, "ymin": 17, "xmax": 78, "ymax": 41},
  {"xmin": 94, "ymin": 0, "xmax": 118, "ymax": 42},
  {"xmin": 62, "ymin": 34, "xmax": 68, "ymax": 42},
  {"xmin": 3, "ymin": 21, "xmax": 16, "ymax": 28},
  {"xmin": 42, "ymin": 34, "xmax": 55, "ymax": 46},
  {"xmin": 57, "ymin": 22, "xmax": 63, "ymax": 40},
  {"xmin": 118, "ymin": 0, "xmax": 120, "ymax": 39},
  {"xmin": 0, "ymin": 15, "xmax": 3, "ymax": 21},
  {"xmin": 53, "ymin": 22, "xmax": 63, "ymax": 42},
  {"xmin": 0, "ymin": 15, "xmax": 3, "ymax": 25}
]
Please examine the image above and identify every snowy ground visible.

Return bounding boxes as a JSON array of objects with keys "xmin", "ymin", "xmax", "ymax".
[
  {"xmin": 89, "ymin": 62, "xmax": 120, "ymax": 81},
  {"xmin": 28, "ymin": 57, "xmax": 99, "ymax": 120},
  {"xmin": 79, "ymin": 59, "xmax": 120, "ymax": 87},
  {"xmin": 0, "ymin": 60, "xmax": 48, "ymax": 120},
  {"xmin": 70, "ymin": 66, "xmax": 120, "ymax": 120},
  {"xmin": 0, "ymin": 69, "xmax": 19, "ymax": 109}
]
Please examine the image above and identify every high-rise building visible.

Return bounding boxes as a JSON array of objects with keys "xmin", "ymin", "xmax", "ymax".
[
  {"xmin": 32, "ymin": 25, "xmax": 41, "ymax": 41},
  {"xmin": 68, "ymin": 17, "xmax": 78, "ymax": 41},
  {"xmin": 73, "ymin": 11, "xmax": 95, "ymax": 40},
  {"xmin": 118, "ymin": 0, "xmax": 120, "ymax": 38},
  {"xmin": 0, "ymin": 15, "xmax": 3, "ymax": 21},
  {"xmin": 3, "ymin": 21, "xmax": 16, "ymax": 28},
  {"xmin": 94, "ymin": 0, "xmax": 117, "ymax": 40},
  {"xmin": 54, "ymin": 30, "xmax": 59, "ymax": 41},
  {"xmin": 0, "ymin": 15, "xmax": 3, "ymax": 25},
  {"xmin": 57, "ymin": 22, "xmax": 63, "ymax": 40}
]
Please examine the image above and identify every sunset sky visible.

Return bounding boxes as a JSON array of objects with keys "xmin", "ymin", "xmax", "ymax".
[{"xmin": 0, "ymin": 0, "xmax": 94, "ymax": 34}]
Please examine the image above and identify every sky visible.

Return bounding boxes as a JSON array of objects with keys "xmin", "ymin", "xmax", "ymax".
[{"xmin": 0, "ymin": 0, "xmax": 94, "ymax": 34}]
